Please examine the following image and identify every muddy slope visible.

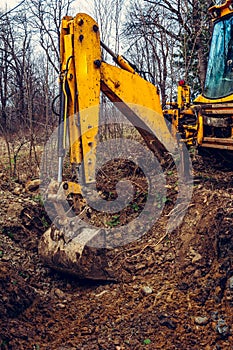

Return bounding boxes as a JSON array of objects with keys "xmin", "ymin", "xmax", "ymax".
[{"xmin": 0, "ymin": 155, "xmax": 233, "ymax": 350}]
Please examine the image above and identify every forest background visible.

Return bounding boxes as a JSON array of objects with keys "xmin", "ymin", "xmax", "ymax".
[{"xmin": 0, "ymin": 0, "xmax": 215, "ymax": 179}]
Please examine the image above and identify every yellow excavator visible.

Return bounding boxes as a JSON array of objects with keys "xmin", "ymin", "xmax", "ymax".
[
  {"xmin": 38, "ymin": 0, "xmax": 233, "ymax": 280},
  {"xmin": 165, "ymin": 0, "xmax": 233, "ymax": 150}
]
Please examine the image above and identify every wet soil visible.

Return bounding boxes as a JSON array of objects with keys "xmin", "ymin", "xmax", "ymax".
[{"xmin": 0, "ymin": 151, "xmax": 233, "ymax": 350}]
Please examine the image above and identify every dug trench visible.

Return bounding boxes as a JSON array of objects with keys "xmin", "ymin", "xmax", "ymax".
[{"xmin": 0, "ymin": 152, "xmax": 233, "ymax": 350}]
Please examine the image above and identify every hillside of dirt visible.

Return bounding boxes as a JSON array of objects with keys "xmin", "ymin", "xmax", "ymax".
[{"xmin": 0, "ymin": 151, "xmax": 233, "ymax": 350}]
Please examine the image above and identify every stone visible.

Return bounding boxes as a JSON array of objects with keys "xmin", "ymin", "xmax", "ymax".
[
  {"xmin": 13, "ymin": 186, "xmax": 22, "ymax": 195},
  {"xmin": 57, "ymin": 303, "xmax": 66, "ymax": 309},
  {"xmin": 229, "ymin": 276, "xmax": 233, "ymax": 290},
  {"xmin": 193, "ymin": 269, "xmax": 202, "ymax": 278},
  {"xmin": 210, "ymin": 311, "xmax": 219, "ymax": 321},
  {"xmin": 190, "ymin": 247, "xmax": 202, "ymax": 263},
  {"xmin": 25, "ymin": 179, "xmax": 41, "ymax": 192},
  {"xmin": 54, "ymin": 288, "xmax": 65, "ymax": 299},
  {"xmin": 194, "ymin": 316, "xmax": 209, "ymax": 326},
  {"xmin": 216, "ymin": 319, "xmax": 230, "ymax": 338},
  {"xmin": 141, "ymin": 286, "xmax": 153, "ymax": 295}
]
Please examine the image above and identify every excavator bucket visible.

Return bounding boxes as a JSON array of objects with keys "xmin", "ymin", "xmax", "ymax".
[{"xmin": 39, "ymin": 220, "xmax": 118, "ymax": 281}]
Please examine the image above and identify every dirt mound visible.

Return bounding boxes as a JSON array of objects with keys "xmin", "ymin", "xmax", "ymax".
[{"xmin": 0, "ymin": 157, "xmax": 233, "ymax": 349}]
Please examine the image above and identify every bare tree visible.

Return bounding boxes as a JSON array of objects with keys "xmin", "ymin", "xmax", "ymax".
[
  {"xmin": 124, "ymin": 0, "xmax": 213, "ymax": 101},
  {"xmin": 24, "ymin": 0, "xmax": 75, "ymax": 73},
  {"xmin": 92, "ymin": 0, "xmax": 125, "ymax": 54},
  {"xmin": 0, "ymin": 10, "xmax": 57, "ymax": 179}
]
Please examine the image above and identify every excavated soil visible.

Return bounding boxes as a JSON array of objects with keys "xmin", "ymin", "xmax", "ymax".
[{"xmin": 0, "ymin": 150, "xmax": 233, "ymax": 350}]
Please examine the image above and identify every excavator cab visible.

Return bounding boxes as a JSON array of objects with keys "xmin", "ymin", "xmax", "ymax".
[
  {"xmin": 204, "ymin": 15, "xmax": 233, "ymax": 98},
  {"xmin": 166, "ymin": 0, "xmax": 233, "ymax": 150},
  {"xmin": 192, "ymin": 0, "xmax": 233, "ymax": 148},
  {"xmin": 201, "ymin": 1, "xmax": 233, "ymax": 100}
]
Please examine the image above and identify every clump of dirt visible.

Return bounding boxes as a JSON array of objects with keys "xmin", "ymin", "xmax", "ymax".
[
  {"xmin": 0, "ymin": 262, "xmax": 36, "ymax": 320},
  {"xmin": 0, "ymin": 152, "xmax": 233, "ymax": 350}
]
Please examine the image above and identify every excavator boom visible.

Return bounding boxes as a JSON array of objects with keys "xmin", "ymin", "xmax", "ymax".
[
  {"xmin": 59, "ymin": 13, "xmax": 176, "ymax": 186},
  {"xmin": 38, "ymin": 13, "xmax": 184, "ymax": 280}
]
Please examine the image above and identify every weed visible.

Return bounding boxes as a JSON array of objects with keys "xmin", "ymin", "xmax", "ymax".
[
  {"xmin": 41, "ymin": 216, "xmax": 49, "ymax": 229},
  {"xmin": 131, "ymin": 203, "xmax": 139, "ymax": 212},
  {"xmin": 156, "ymin": 193, "xmax": 168, "ymax": 209},
  {"xmin": 106, "ymin": 215, "xmax": 120, "ymax": 228},
  {"xmin": 2, "ymin": 227, "xmax": 15, "ymax": 240},
  {"xmin": 18, "ymin": 271, "xmax": 30, "ymax": 279},
  {"xmin": 32, "ymin": 194, "xmax": 44, "ymax": 205},
  {"xmin": 6, "ymin": 230, "xmax": 14, "ymax": 239}
]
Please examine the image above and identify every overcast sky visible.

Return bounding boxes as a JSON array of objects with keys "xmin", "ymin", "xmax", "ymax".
[{"xmin": 1, "ymin": 0, "xmax": 94, "ymax": 16}]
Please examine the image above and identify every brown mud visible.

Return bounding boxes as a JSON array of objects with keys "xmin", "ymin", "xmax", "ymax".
[{"xmin": 0, "ymin": 151, "xmax": 233, "ymax": 350}]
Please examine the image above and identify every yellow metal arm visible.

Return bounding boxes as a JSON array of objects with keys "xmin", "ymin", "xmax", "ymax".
[{"xmin": 59, "ymin": 13, "xmax": 175, "ymax": 190}]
